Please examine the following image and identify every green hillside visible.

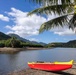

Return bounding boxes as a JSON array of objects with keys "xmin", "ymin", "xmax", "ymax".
[
  {"xmin": 0, "ymin": 32, "xmax": 11, "ymax": 40},
  {"xmin": 47, "ymin": 40, "xmax": 76, "ymax": 48},
  {"xmin": 0, "ymin": 32, "xmax": 44, "ymax": 48}
]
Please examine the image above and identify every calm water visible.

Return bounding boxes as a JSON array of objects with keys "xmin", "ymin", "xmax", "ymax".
[{"xmin": 0, "ymin": 48, "xmax": 76, "ymax": 75}]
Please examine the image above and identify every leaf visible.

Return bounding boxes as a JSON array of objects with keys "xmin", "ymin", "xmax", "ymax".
[
  {"xmin": 39, "ymin": 14, "xmax": 69, "ymax": 33},
  {"xmin": 28, "ymin": 0, "xmax": 72, "ymax": 5},
  {"xmin": 69, "ymin": 14, "xmax": 76, "ymax": 30},
  {"xmin": 28, "ymin": 4, "xmax": 74, "ymax": 16}
]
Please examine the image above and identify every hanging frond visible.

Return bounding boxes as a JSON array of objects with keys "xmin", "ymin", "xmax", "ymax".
[
  {"xmin": 69, "ymin": 14, "xmax": 76, "ymax": 30},
  {"xmin": 39, "ymin": 14, "xmax": 69, "ymax": 33},
  {"xmin": 39, "ymin": 15, "xmax": 69, "ymax": 33},
  {"xmin": 28, "ymin": 4, "xmax": 74, "ymax": 16},
  {"xmin": 28, "ymin": 0, "xmax": 72, "ymax": 5},
  {"xmin": 61, "ymin": 0, "xmax": 72, "ymax": 4},
  {"xmin": 27, "ymin": 0, "xmax": 76, "ymax": 33}
]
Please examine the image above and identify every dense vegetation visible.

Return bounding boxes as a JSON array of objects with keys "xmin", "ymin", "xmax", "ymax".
[
  {"xmin": 0, "ymin": 32, "xmax": 45, "ymax": 48},
  {"xmin": 0, "ymin": 37, "xmax": 44, "ymax": 48},
  {"xmin": 0, "ymin": 36, "xmax": 76, "ymax": 48},
  {"xmin": 47, "ymin": 40, "xmax": 76, "ymax": 48},
  {"xmin": 0, "ymin": 31, "xmax": 76, "ymax": 48}
]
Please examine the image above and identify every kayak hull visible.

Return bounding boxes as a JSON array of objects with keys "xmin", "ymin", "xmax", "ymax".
[
  {"xmin": 28, "ymin": 60, "xmax": 73, "ymax": 71},
  {"xmin": 28, "ymin": 64, "xmax": 72, "ymax": 71}
]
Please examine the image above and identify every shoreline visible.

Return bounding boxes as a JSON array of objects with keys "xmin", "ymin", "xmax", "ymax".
[
  {"xmin": 8, "ymin": 65, "xmax": 76, "ymax": 75},
  {"xmin": 0, "ymin": 47, "xmax": 46, "ymax": 53}
]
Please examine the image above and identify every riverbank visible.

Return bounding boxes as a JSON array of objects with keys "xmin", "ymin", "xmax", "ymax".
[
  {"xmin": 8, "ymin": 65, "xmax": 76, "ymax": 75},
  {"xmin": 0, "ymin": 47, "xmax": 46, "ymax": 53}
]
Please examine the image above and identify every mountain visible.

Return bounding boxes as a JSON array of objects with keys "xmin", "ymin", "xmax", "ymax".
[
  {"xmin": 8, "ymin": 33, "xmax": 46, "ymax": 45},
  {"xmin": 67, "ymin": 40, "xmax": 76, "ymax": 44},
  {"xmin": 48, "ymin": 40, "xmax": 76, "ymax": 48},
  {"xmin": 0, "ymin": 32, "xmax": 11, "ymax": 40},
  {"xmin": 39, "ymin": 42, "xmax": 47, "ymax": 46},
  {"xmin": 30, "ymin": 41, "xmax": 46, "ymax": 46},
  {"xmin": 66, "ymin": 40, "xmax": 76, "ymax": 47},
  {"xmin": 8, "ymin": 33, "xmax": 30, "ymax": 42}
]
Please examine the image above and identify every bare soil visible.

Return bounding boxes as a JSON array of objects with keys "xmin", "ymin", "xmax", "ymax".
[{"xmin": 8, "ymin": 65, "xmax": 76, "ymax": 75}]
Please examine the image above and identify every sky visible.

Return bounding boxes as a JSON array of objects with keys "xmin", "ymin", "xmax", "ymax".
[{"xmin": 0, "ymin": 0, "xmax": 76, "ymax": 44}]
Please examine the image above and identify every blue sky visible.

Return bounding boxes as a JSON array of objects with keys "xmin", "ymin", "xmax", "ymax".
[{"xmin": 0, "ymin": 0, "xmax": 76, "ymax": 43}]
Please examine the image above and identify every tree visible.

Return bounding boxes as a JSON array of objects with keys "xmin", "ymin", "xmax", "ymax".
[
  {"xmin": 5, "ymin": 39, "xmax": 11, "ymax": 47},
  {"xmin": 10, "ymin": 37, "xmax": 21, "ymax": 48},
  {"xmin": 28, "ymin": 0, "xmax": 76, "ymax": 33},
  {"xmin": 5, "ymin": 37, "xmax": 21, "ymax": 48},
  {"xmin": 0, "ymin": 40, "xmax": 5, "ymax": 47},
  {"xmin": 10, "ymin": 37, "xmax": 16, "ymax": 48}
]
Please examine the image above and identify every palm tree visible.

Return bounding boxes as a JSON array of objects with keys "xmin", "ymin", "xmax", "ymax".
[{"xmin": 28, "ymin": 0, "xmax": 76, "ymax": 33}]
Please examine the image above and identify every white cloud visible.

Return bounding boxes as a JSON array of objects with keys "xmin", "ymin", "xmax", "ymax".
[
  {"xmin": 54, "ymin": 30, "xmax": 75, "ymax": 35},
  {"xmin": 6, "ymin": 7, "xmax": 76, "ymax": 37},
  {"xmin": 51, "ymin": 27, "xmax": 75, "ymax": 36},
  {"xmin": 47, "ymin": 14, "xmax": 76, "ymax": 36},
  {"xmin": 0, "ymin": 14, "xmax": 9, "ymax": 21},
  {"xmin": 6, "ymin": 25, "xmax": 12, "ymax": 29},
  {"xmin": 6, "ymin": 7, "xmax": 47, "ymax": 37}
]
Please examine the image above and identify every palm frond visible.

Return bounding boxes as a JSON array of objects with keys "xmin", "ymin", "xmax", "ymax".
[
  {"xmin": 28, "ymin": 4, "xmax": 74, "ymax": 16},
  {"xmin": 61, "ymin": 0, "xmax": 72, "ymax": 4},
  {"xmin": 39, "ymin": 14, "xmax": 69, "ymax": 33},
  {"xmin": 69, "ymin": 14, "xmax": 76, "ymax": 30},
  {"xmin": 27, "ymin": 0, "xmax": 76, "ymax": 33},
  {"xmin": 28, "ymin": 0, "xmax": 72, "ymax": 5}
]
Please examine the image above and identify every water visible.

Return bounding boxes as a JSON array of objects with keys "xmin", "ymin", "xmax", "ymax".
[{"xmin": 0, "ymin": 48, "xmax": 76, "ymax": 74}]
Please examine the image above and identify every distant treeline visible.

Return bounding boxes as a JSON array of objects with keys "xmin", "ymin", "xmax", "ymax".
[
  {"xmin": 0, "ymin": 36, "xmax": 76, "ymax": 48},
  {"xmin": 0, "ymin": 37, "xmax": 44, "ymax": 48},
  {"xmin": 46, "ymin": 40, "xmax": 76, "ymax": 48}
]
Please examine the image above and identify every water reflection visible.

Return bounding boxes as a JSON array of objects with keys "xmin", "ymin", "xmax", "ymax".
[
  {"xmin": 0, "ymin": 48, "xmax": 76, "ymax": 74},
  {"xmin": 6, "ymin": 53, "xmax": 19, "ymax": 70}
]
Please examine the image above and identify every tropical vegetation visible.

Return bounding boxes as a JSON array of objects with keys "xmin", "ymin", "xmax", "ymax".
[
  {"xmin": 28, "ymin": 0, "xmax": 76, "ymax": 33},
  {"xmin": 47, "ymin": 40, "xmax": 76, "ymax": 48},
  {"xmin": 0, "ymin": 37, "xmax": 44, "ymax": 48},
  {"xmin": 0, "ymin": 37, "xmax": 76, "ymax": 48},
  {"xmin": 0, "ymin": 31, "xmax": 76, "ymax": 48}
]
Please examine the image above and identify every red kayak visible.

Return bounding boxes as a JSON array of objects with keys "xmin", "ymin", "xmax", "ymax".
[{"xmin": 28, "ymin": 60, "xmax": 73, "ymax": 71}]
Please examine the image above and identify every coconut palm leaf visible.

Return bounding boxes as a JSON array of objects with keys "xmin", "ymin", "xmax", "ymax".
[
  {"xmin": 27, "ymin": 0, "xmax": 76, "ymax": 33},
  {"xmin": 69, "ymin": 14, "xmax": 76, "ymax": 30},
  {"xmin": 28, "ymin": 4, "xmax": 74, "ymax": 15},
  {"xmin": 39, "ymin": 14, "xmax": 74, "ymax": 33},
  {"xmin": 28, "ymin": 0, "xmax": 72, "ymax": 5}
]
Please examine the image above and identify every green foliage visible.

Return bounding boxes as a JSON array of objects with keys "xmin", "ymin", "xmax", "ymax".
[
  {"xmin": 28, "ymin": 0, "xmax": 72, "ymax": 5},
  {"xmin": 0, "ymin": 40, "xmax": 5, "ymax": 47},
  {"xmin": 10, "ymin": 37, "xmax": 21, "ymax": 48},
  {"xmin": 21, "ymin": 42, "xmax": 44, "ymax": 47},
  {"xmin": 1, "ymin": 37, "xmax": 76, "ymax": 48},
  {"xmin": 0, "ymin": 37, "xmax": 44, "ymax": 48},
  {"xmin": 5, "ymin": 37, "xmax": 22, "ymax": 48},
  {"xmin": 47, "ymin": 40, "xmax": 76, "ymax": 48},
  {"xmin": 28, "ymin": 0, "xmax": 76, "ymax": 33},
  {"xmin": 5, "ymin": 39, "xmax": 11, "ymax": 47}
]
